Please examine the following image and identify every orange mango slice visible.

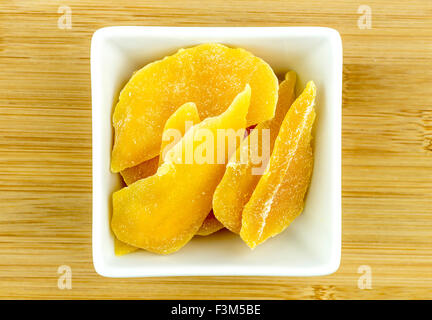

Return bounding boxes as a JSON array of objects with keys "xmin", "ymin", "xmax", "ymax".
[
  {"xmin": 120, "ymin": 102, "xmax": 201, "ymax": 186},
  {"xmin": 240, "ymin": 81, "xmax": 316, "ymax": 249},
  {"xmin": 159, "ymin": 102, "xmax": 201, "ymax": 165},
  {"xmin": 121, "ymin": 102, "xmax": 220, "ymax": 233},
  {"xmin": 195, "ymin": 211, "xmax": 224, "ymax": 236},
  {"xmin": 114, "ymin": 237, "xmax": 138, "ymax": 256},
  {"xmin": 112, "ymin": 85, "xmax": 251, "ymax": 254},
  {"xmin": 162, "ymin": 102, "xmax": 224, "ymax": 236},
  {"xmin": 115, "ymin": 102, "xmax": 210, "ymax": 255},
  {"xmin": 120, "ymin": 157, "xmax": 159, "ymax": 186},
  {"xmin": 213, "ymin": 71, "xmax": 297, "ymax": 233},
  {"xmin": 111, "ymin": 43, "xmax": 278, "ymax": 172}
]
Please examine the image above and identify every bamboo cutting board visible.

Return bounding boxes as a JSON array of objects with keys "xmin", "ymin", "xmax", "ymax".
[{"xmin": 0, "ymin": 0, "xmax": 431, "ymax": 299}]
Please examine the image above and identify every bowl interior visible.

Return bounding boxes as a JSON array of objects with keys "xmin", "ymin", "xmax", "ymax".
[{"xmin": 92, "ymin": 27, "xmax": 341, "ymax": 277}]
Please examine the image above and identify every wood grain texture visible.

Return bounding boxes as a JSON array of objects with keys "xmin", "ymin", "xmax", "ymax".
[{"xmin": 0, "ymin": 0, "xmax": 431, "ymax": 299}]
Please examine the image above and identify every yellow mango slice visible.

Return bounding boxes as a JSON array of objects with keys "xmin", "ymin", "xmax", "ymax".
[
  {"xmin": 117, "ymin": 102, "xmax": 221, "ymax": 249},
  {"xmin": 114, "ymin": 237, "xmax": 138, "ymax": 256},
  {"xmin": 240, "ymin": 81, "xmax": 316, "ymax": 248},
  {"xmin": 120, "ymin": 157, "xmax": 159, "ymax": 186},
  {"xmin": 195, "ymin": 211, "xmax": 224, "ymax": 236},
  {"xmin": 115, "ymin": 102, "xmax": 202, "ymax": 255},
  {"xmin": 213, "ymin": 71, "xmax": 297, "ymax": 233},
  {"xmin": 112, "ymin": 85, "xmax": 251, "ymax": 254},
  {"xmin": 111, "ymin": 43, "xmax": 278, "ymax": 172},
  {"xmin": 161, "ymin": 102, "xmax": 223, "ymax": 236},
  {"xmin": 159, "ymin": 102, "xmax": 201, "ymax": 165},
  {"xmin": 120, "ymin": 102, "xmax": 201, "ymax": 186}
]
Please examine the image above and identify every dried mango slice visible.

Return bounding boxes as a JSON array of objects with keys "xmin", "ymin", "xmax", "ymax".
[
  {"xmin": 159, "ymin": 102, "xmax": 201, "ymax": 165},
  {"xmin": 115, "ymin": 102, "xmax": 201, "ymax": 255},
  {"xmin": 120, "ymin": 102, "xmax": 201, "ymax": 186},
  {"xmin": 213, "ymin": 71, "xmax": 297, "ymax": 233},
  {"xmin": 240, "ymin": 81, "xmax": 316, "ymax": 249},
  {"xmin": 120, "ymin": 157, "xmax": 159, "ymax": 186},
  {"xmin": 112, "ymin": 85, "xmax": 251, "ymax": 254},
  {"xmin": 111, "ymin": 43, "xmax": 278, "ymax": 172},
  {"xmin": 114, "ymin": 237, "xmax": 138, "ymax": 256},
  {"xmin": 117, "ymin": 102, "xmax": 220, "ymax": 244},
  {"xmin": 162, "ymin": 102, "xmax": 223, "ymax": 236},
  {"xmin": 196, "ymin": 211, "xmax": 224, "ymax": 236}
]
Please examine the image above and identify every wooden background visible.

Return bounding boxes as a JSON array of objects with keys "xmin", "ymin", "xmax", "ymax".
[{"xmin": 0, "ymin": 0, "xmax": 431, "ymax": 299}]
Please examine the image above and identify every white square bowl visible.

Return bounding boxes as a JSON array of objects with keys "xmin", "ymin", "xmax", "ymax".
[{"xmin": 91, "ymin": 26, "xmax": 342, "ymax": 277}]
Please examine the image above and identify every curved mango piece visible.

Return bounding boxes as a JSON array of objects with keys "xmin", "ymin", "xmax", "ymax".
[
  {"xmin": 115, "ymin": 102, "xmax": 210, "ymax": 254},
  {"xmin": 159, "ymin": 102, "xmax": 201, "ymax": 165},
  {"xmin": 213, "ymin": 71, "xmax": 297, "ymax": 233},
  {"xmin": 112, "ymin": 85, "xmax": 251, "ymax": 254},
  {"xmin": 240, "ymin": 81, "xmax": 316, "ymax": 249},
  {"xmin": 120, "ymin": 102, "xmax": 201, "ymax": 186},
  {"xmin": 111, "ymin": 43, "xmax": 278, "ymax": 172},
  {"xmin": 120, "ymin": 157, "xmax": 159, "ymax": 186},
  {"xmin": 195, "ymin": 211, "xmax": 224, "ymax": 236},
  {"xmin": 114, "ymin": 237, "xmax": 138, "ymax": 256}
]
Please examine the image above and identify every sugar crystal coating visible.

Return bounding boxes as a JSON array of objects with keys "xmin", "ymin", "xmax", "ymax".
[{"xmin": 240, "ymin": 81, "xmax": 316, "ymax": 248}]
